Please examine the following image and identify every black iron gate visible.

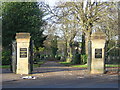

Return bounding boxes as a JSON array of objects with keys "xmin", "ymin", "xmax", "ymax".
[
  {"xmin": 29, "ymin": 40, "xmax": 34, "ymax": 73},
  {"xmin": 11, "ymin": 41, "xmax": 17, "ymax": 73},
  {"xmin": 105, "ymin": 43, "xmax": 120, "ymax": 72}
]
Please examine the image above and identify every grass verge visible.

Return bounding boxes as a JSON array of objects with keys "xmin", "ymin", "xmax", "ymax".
[
  {"xmin": 33, "ymin": 61, "xmax": 45, "ymax": 68},
  {"xmin": 0, "ymin": 61, "xmax": 46, "ymax": 69},
  {"xmin": 0, "ymin": 65, "xmax": 10, "ymax": 69},
  {"xmin": 59, "ymin": 62, "xmax": 73, "ymax": 66},
  {"xmin": 1, "ymin": 62, "xmax": 119, "ymax": 69},
  {"xmin": 59, "ymin": 61, "xmax": 120, "ymax": 68},
  {"xmin": 106, "ymin": 64, "xmax": 120, "ymax": 68},
  {"xmin": 71, "ymin": 65, "xmax": 87, "ymax": 68}
]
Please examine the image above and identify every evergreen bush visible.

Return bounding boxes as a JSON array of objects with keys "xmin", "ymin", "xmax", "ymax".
[
  {"xmin": 81, "ymin": 54, "xmax": 87, "ymax": 64},
  {"xmin": 2, "ymin": 50, "xmax": 11, "ymax": 65},
  {"xmin": 73, "ymin": 53, "xmax": 81, "ymax": 64}
]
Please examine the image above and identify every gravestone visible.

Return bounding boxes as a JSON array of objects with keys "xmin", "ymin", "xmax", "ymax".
[
  {"xmin": 90, "ymin": 31, "xmax": 106, "ymax": 74},
  {"xmin": 16, "ymin": 33, "xmax": 31, "ymax": 74}
]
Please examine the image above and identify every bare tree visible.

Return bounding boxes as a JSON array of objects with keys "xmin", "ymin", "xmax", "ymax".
[
  {"xmin": 55, "ymin": 3, "xmax": 80, "ymax": 62},
  {"xmin": 40, "ymin": 1, "xmax": 118, "ymax": 63},
  {"xmin": 56, "ymin": 1, "xmax": 117, "ymax": 65}
]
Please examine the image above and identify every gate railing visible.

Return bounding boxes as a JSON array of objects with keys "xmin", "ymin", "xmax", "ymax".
[{"xmin": 105, "ymin": 45, "xmax": 120, "ymax": 72}]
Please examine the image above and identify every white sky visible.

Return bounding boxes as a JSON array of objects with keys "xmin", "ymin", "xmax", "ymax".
[
  {"xmin": 44, "ymin": 0, "xmax": 58, "ymax": 6},
  {"xmin": 40, "ymin": 0, "xmax": 119, "ymax": 41},
  {"xmin": 37, "ymin": 0, "xmax": 60, "ymax": 6},
  {"xmin": 38, "ymin": 0, "xmax": 120, "ymax": 6}
]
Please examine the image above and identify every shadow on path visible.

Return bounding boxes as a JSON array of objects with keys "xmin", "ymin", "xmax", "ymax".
[
  {"xmin": 1, "ymin": 61, "xmax": 86, "ymax": 74},
  {"xmin": 2, "ymin": 61, "xmax": 118, "ymax": 88},
  {"xmin": 2, "ymin": 69, "xmax": 12, "ymax": 74},
  {"xmin": 32, "ymin": 61, "xmax": 87, "ymax": 74}
]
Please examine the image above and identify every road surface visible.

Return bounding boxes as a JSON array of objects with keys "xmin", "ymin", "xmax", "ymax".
[{"xmin": 2, "ymin": 61, "xmax": 119, "ymax": 88}]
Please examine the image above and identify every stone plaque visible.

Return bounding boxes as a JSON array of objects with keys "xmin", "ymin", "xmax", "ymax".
[
  {"xmin": 20, "ymin": 48, "xmax": 27, "ymax": 58},
  {"xmin": 100, "ymin": 36, "xmax": 106, "ymax": 39},
  {"xmin": 95, "ymin": 49, "xmax": 102, "ymax": 58},
  {"xmin": 94, "ymin": 36, "xmax": 99, "ymax": 39}
]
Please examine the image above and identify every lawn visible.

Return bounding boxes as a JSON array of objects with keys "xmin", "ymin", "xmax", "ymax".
[
  {"xmin": 71, "ymin": 64, "xmax": 87, "ymax": 68},
  {"xmin": 71, "ymin": 64, "xmax": 120, "ymax": 68},
  {"xmin": 1, "ymin": 61, "xmax": 46, "ymax": 69},
  {"xmin": 59, "ymin": 61, "xmax": 120, "ymax": 68},
  {"xmin": 0, "ymin": 65, "xmax": 10, "ymax": 69},
  {"xmin": 1, "ymin": 61, "xmax": 119, "ymax": 69},
  {"xmin": 105, "ymin": 64, "xmax": 119, "ymax": 68},
  {"xmin": 59, "ymin": 62, "xmax": 73, "ymax": 66},
  {"xmin": 33, "ymin": 61, "xmax": 45, "ymax": 68}
]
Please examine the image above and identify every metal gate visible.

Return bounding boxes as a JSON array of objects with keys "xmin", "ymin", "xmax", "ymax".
[
  {"xmin": 105, "ymin": 42, "xmax": 120, "ymax": 72},
  {"xmin": 11, "ymin": 41, "xmax": 17, "ymax": 73}
]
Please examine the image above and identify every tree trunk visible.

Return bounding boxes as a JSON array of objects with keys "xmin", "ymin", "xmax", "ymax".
[
  {"xmin": 66, "ymin": 48, "xmax": 73, "ymax": 62},
  {"xmin": 85, "ymin": 36, "xmax": 89, "ymax": 55},
  {"xmin": 81, "ymin": 33, "xmax": 86, "ymax": 55},
  {"xmin": 85, "ymin": 33, "xmax": 91, "ymax": 65},
  {"xmin": 64, "ymin": 39, "xmax": 68, "ymax": 59},
  {"xmin": 66, "ymin": 42, "xmax": 73, "ymax": 63}
]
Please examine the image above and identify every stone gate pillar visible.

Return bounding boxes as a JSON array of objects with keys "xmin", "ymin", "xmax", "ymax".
[
  {"xmin": 90, "ymin": 31, "xmax": 106, "ymax": 74},
  {"xmin": 16, "ymin": 33, "xmax": 30, "ymax": 74}
]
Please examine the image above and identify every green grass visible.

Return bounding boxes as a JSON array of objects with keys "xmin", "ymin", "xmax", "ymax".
[
  {"xmin": 71, "ymin": 65, "xmax": 87, "ymax": 68},
  {"xmin": 59, "ymin": 61, "xmax": 120, "ymax": 68},
  {"xmin": 0, "ymin": 61, "xmax": 46, "ymax": 69},
  {"xmin": 106, "ymin": 64, "xmax": 120, "ymax": 68},
  {"xmin": 1, "ymin": 62, "xmax": 119, "ymax": 69},
  {"xmin": 59, "ymin": 62, "xmax": 73, "ymax": 66},
  {"xmin": 33, "ymin": 61, "xmax": 45, "ymax": 68},
  {"xmin": 0, "ymin": 65, "xmax": 10, "ymax": 69},
  {"xmin": 37, "ymin": 61, "xmax": 45, "ymax": 65},
  {"xmin": 33, "ymin": 64, "xmax": 39, "ymax": 68},
  {"xmin": 71, "ymin": 64, "xmax": 120, "ymax": 68}
]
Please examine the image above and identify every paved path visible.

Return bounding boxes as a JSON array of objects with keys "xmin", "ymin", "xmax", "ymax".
[
  {"xmin": 33, "ymin": 61, "xmax": 87, "ymax": 74},
  {"xmin": 2, "ymin": 61, "xmax": 119, "ymax": 88}
]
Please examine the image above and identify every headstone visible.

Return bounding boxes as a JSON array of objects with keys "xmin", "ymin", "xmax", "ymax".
[
  {"xmin": 16, "ymin": 33, "xmax": 31, "ymax": 74},
  {"xmin": 90, "ymin": 31, "xmax": 106, "ymax": 74}
]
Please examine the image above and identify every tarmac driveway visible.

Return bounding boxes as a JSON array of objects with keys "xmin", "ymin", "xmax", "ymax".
[{"xmin": 2, "ymin": 61, "xmax": 119, "ymax": 88}]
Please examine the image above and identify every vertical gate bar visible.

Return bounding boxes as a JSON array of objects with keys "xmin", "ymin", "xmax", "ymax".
[
  {"xmin": 12, "ymin": 41, "xmax": 17, "ymax": 73},
  {"xmin": 88, "ymin": 40, "xmax": 92, "ymax": 72}
]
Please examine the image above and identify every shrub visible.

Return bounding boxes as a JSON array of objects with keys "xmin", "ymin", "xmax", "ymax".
[
  {"xmin": 2, "ymin": 50, "xmax": 11, "ymax": 65},
  {"xmin": 55, "ymin": 55, "xmax": 61, "ymax": 60},
  {"xmin": 73, "ymin": 53, "xmax": 81, "ymax": 64},
  {"xmin": 81, "ymin": 54, "xmax": 87, "ymax": 64},
  {"xmin": 40, "ymin": 54, "xmax": 45, "ymax": 60}
]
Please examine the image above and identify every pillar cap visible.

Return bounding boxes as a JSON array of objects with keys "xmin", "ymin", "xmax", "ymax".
[
  {"xmin": 16, "ymin": 33, "xmax": 30, "ymax": 39},
  {"xmin": 91, "ymin": 31, "xmax": 106, "ymax": 40}
]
